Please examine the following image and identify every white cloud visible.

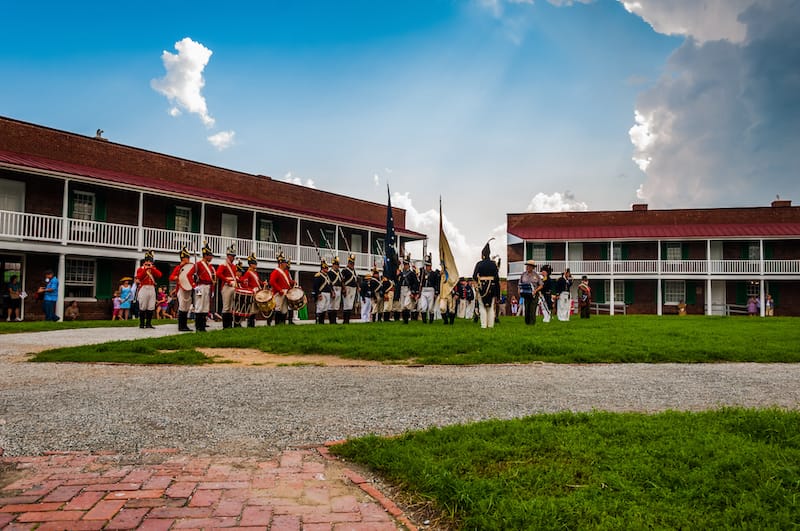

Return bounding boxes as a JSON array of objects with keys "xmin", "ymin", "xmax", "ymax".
[
  {"xmin": 619, "ymin": 0, "xmax": 751, "ymax": 44},
  {"xmin": 526, "ymin": 191, "xmax": 589, "ymax": 212},
  {"xmin": 207, "ymin": 130, "xmax": 235, "ymax": 151},
  {"xmin": 151, "ymin": 37, "xmax": 215, "ymax": 128},
  {"xmin": 283, "ymin": 171, "xmax": 316, "ymax": 189},
  {"xmin": 627, "ymin": 0, "xmax": 800, "ymax": 207}
]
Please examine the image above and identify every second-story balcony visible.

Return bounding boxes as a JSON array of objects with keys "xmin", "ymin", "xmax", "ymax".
[
  {"xmin": 0, "ymin": 209, "xmax": 384, "ymax": 271},
  {"xmin": 507, "ymin": 258, "xmax": 800, "ymax": 278}
]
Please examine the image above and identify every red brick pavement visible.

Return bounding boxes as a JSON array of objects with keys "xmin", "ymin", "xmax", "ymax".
[{"xmin": 0, "ymin": 448, "xmax": 418, "ymax": 530}]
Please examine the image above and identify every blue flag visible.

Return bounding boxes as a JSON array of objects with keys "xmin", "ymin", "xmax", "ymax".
[{"xmin": 384, "ymin": 185, "xmax": 399, "ymax": 281}]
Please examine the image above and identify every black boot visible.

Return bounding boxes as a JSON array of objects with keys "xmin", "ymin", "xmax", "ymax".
[
  {"xmin": 145, "ymin": 310, "xmax": 155, "ymax": 329},
  {"xmin": 412, "ymin": 311, "xmax": 418, "ymax": 321},
  {"xmin": 402, "ymin": 310, "xmax": 410, "ymax": 324},
  {"xmin": 139, "ymin": 312, "xmax": 146, "ymax": 329},
  {"xmin": 222, "ymin": 313, "xmax": 232, "ymax": 329},
  {"xmin": 328, "ymin": 310, "xmax": 337, "ymax": 324},
  {"xmin": 422, "ymin": 313, "xmax": 428, "ymax": 323},
  {"xmin": 195, "ymin": 314, "xmax": 207, "ymax": 332},
  {"xmin": 383, "ymin": 312, "xmax": 391, "ymax": 322},
  {"xmin": 449, "ymin": 312, "xmax": 456, "ymax": 324},
  {"xmin": 429, "ymin": 312, "xmax": 435, "ymax": 323},
  {"xmin": 178, "ymin": 311, "xmax": 192, "ymax": 331},
  {"xmin": 247, "ymin": 315, "xmax": 256, "ymax": 328},
  {"xmin": 393, "ymin": 311, "xmax": 400, "ymax": 322},
  {"xmin": 287, "ymin": 310, "xmax": 294, "ymax": 324},
  {"xmin": 343, "ymin": 311, "xmax": 350, "ymax": 324},
  {"xmin": 274, "ymin": 312, "xmax": 284, "ymax": 325}
]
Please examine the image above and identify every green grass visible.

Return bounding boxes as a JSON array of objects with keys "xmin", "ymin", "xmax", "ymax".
[
  {"xmin": 331, "ymin": 408, "xmax": 800, "ymax": 530},
  {"xmin": 0, "ymin": 318, "xmax": 149, "ymax": 334},
  {"xmin": 27, "ymin": 315, "xmax": 800, "ymax": 364}
]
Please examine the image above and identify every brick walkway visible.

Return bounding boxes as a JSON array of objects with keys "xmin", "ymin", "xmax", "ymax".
[{"xmin": 0, "ymin": 447, "xmax": 417, "ymax": 530}]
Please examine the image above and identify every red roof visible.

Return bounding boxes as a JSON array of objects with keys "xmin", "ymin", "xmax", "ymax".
[
  {"xmin": 0, "ymin": 150, "xmax": 425, "ymax": 238},
  {"xmin": 508, "ymin": 223, "xmax": 800, "ymax": 240}
]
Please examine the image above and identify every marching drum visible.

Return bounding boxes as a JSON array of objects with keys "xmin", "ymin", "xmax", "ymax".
[
  {"xmin": 286, "ymin": 286, "xmax": 307, "ymax": 310},
  {"xmin": 253, "ymin": 288, "xmax": 275, "ymax": 315},
  {"xmin": 233, "ymin": 288, "xmax": 254, "ymax": 318},
  {"xmin": 178, "ymin": 263, "xmax": 194, "ymax": 291}
]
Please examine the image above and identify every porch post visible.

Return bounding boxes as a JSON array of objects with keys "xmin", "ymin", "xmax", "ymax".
[
  {"xmin": 61, "ymin": 180, "xmax": 70, "ymax": 245},
  {"xmin": 706, "ymin": 239, "xmax": 712, "ymax": 315},
  {"xmin": 609, "ymin": 241, "xmax": 615, "ymax": 316},
  {"xmin": 137, "ymin": 192, "xmax": 144, "ymax": 252},
  {"xmin": 759, "ymin": 239, "xmax": 765, "ymax": 317},
  {"xmin": 296, "ymin": 219, "xmax": 301, "ymax": 261},
  {"xmin": 251, "ymin": 211, "xmax": 257, "ymax": 255},
  {"xmin": 199, "ymin": 202, "xmax": 206, "ymax": 246},
  {"xmin": 656, "ymin": 239, "xmax": 662, "ymax": 316},
  {"xmin": 57, "ymin": 253, "xmax": 66, "ymax": 320}
]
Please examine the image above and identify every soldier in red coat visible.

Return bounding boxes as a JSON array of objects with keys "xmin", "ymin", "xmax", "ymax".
[
  {"xmin": 135, "ymin": 250, "xmax": 163, "ymax": 329},
  {"xmin": 216, "ymin": 245, "xmax": 240, "ymax": 329},
  {"xmin": 269, "ymin": 251, "xmax": 295, "ymax": 325},
  {"xmin": 169, "ymin": 247, "xmax": 194, "ymax": 332},
  {"xmin": 239, "ymin": 253, "xmax": 262, "ymax": 328},
  {"xmin": 189, "ymin": 242, "xmax": 216, "ymax": 332}
]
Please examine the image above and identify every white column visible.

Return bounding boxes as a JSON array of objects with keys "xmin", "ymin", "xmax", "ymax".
[
  {"xmin": 296, "ymin": 219, "xmax": 301, "ymax": 261},
  {"xmin": 564, "ymin": 242, "xmax": 569, "ymax": 271},
  {"xmin": 609, "ymin": 241, "xmax": 615, "ymax": 316},
  {"xmin": 200, "ymin": 202, "xmax": 206, "ymax": 246},
  {"xmin": 656, "ymin": 240, "xmax": 662, "ymax": 316},
  {"xmin": 759, "ymin": 239, "xmax": 765, "ymax": 317},
  {"xmin": 61, "ymin": 180, "xmax": 70, "ymax": 245},
  {"xmin": 706, "ymin": 239, "xmax": 712, "ymax": 315},
  {"xmin": 251, "ymin": 212, "xmax": 257, "ymax": 255},
  {"xmin": 137, "ymin": 192, "xmax": 144, "ymax": 252},
  {"xmin": 57, "ymin": 253, "xmax": 66, "ymax": 320}
]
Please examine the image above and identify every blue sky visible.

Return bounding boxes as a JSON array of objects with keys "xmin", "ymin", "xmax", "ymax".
[{"xmin": 2, "ymin": 0, "xmax": 797, "ymax": 274}]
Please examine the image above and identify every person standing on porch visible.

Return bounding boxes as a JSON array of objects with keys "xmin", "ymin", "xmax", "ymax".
[{"xmin": 38, "ymin": 269, "xmax": 60, "ymax": 321}]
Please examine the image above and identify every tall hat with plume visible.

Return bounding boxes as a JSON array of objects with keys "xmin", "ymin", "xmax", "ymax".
[
  {"xmin": 481, "ymin": 238, "xmax": 494, "ymax": 260},
  {"xmin": 332, "ymin": 256, "xmax": 340, "ymax": 265},
  {"xmin": 276, "ymin": 250, "xmax": 287, "ymax": 263},
  {"xmin": 179, "ymin": 246, "xmax": 191, "ymax": 259},
  {"xmin": 236, "ymin": 259, "xmax": 244, "ymax": 274},
  {"xmin": 247, "ymin": 252, "xmax": 258, "ymax": 265},
  {"xmin": 143, "ymin": 250, "xmax": 155, "ymax": 262},
  {"xmin": 202, "ymin": 241, "xmax": 213, "ymax": 256},
  {"xmin": 226, "ymin": 244, "xmax": 237, "ymax": 256},
  {"xmin": 403, "ymin": 252, "xmax": 411, "ymax": 265},
  {"xmin": 320, "ymin": 258, "xmax": 329, "ymax": 269},
  {"xmin": 347, "ymin": 253, "xmax": 356, "ymax": 264},
  {"xmin": 424, "ymin": 253, "xmax": 432, "ymax": 266}
]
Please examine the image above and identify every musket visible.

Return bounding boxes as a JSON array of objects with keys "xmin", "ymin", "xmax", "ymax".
[
  {"xmin": 319, "ymin": 228, "xmax": 335, "ymax": 260},
  {"xmin": 305, "ymin": 229, "xmax": 324, "ymax": 263},
  {"xmin": 338, "ymin": 226, "xmax": 351, "ymax": 253}
]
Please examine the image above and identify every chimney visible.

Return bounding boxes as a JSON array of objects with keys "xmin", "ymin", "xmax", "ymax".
[
  {"xmin": 632, "ymin": 203, "xmax": 648, "ymax": 212},
  {"xmin": 771, "ymin": 199, "xmax": 791, "ymax": 207}
]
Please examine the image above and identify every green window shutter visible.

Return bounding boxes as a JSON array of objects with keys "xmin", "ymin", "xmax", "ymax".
[
  {"xmin": 740, "ymin": 244, "xmax": 749, "ymax": 260},
  {"xmin": 525, "ymin": 243, "xmax": 533, "ymax": 260},
  {"xmin": 661, "ymin": 280, "xmax": 665, "ymax": 303},
  {"xmin": 686, "ymin": 281, "xmax": 696, "ymax": 305},
  {"xmin": 545, "ymin": 244, "xmax": 552, "ymax": 261},
  {"xmin": 764, "ymin": 242, "xmax": 774, "ymax": 260},
  {"xmin": 770, "ymin": 284, "xmax": 779, "ymax": 305},
  {"xmin": 68, "ymin": 190, "xmax": 75, "ymax": 217},
  {"xmin": 600, "ymin": 244, "xmax": 608, "ymax": 261},
  {"xmin": 191, "ymin": 207, "xmax": 201, "ymax": 233},
  {"xmin": 166, "ymin": 205, "xmax": 176, "ymax": 230},
  {"xmin": 94, "ymin": 192, "xmax": 106, "ymax": 222},
  {"xmin": 594, "ymin": 281, "xmax": 606, "ymax": 304},
  {"xmin": 621, "ymin": 244, "xmax": 629, "ymax": 261},
  {"xmin": 660, "ymin": 242, "xmax": 667, "ymax": 259},
  {"xmin": 624, "ymin": 280, "xmax": 634, "ymax": 304},
  {"xmin": 681, "ymin": 244, "xmax": 689, "ymax": 260},
  {"xmin": 735, "ymin": 282, "xmax": 747, "ymax": 305},
  {"xmin": 96, "ymin": 259, "xmax": 113, "ymax": 299}
]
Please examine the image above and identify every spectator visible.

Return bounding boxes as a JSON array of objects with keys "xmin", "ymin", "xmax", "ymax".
[
  {"xmin": 111, "ymin": 291, "xmax": 122, "ymax": 320},
  {"xmin": 6, "ymin": 274, "xmax": 22, "ymax": 322},
  {"xmin": 37, "ymin": 269, "xmax": 60, "ymax": 321},
  {"xmin": 765, "ymin": 294, "xmax": 774, "ymax": 316},
  {"xmin": 155, "ymin": 285, "xmax": 169, "ymax": 320},
  {"xmin": 678, "ymin": 299, "xmax": 687, "ymax": 316},
  {"xmin": 747, "ymin": 296, "xmax": 759, "ymax": 316},
  {"xmin": 578, "ymin": 275, "xmax": 592, "ymax": 319},
  {"xmin": 118, "ymin": 279, "xmax": 133, "ymax": 320},
  {"xmin": 510, "ymin": 296, "xmax": 519, "ymax": 316},
  {"xmin": 65, "ymin": 300, "xmax": 80, "ymax": 321}
]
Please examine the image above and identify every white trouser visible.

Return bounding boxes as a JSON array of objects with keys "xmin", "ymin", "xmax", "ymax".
[
  {"xmin": 401, "ymin": 286, "xmax": 416, "ymax": 311},
  {"xmin": 330, "ymin": 286, "xmax": 342, "ymax": 311},
  {"xmin": 419, "ymin": 287, "xmax": 436, "ymax": 314},
  {"xmin": 221, "ymin": 283, "xmax": 235, "ymax": 313},
  {"xmin": 316, "ymin": 292, "xmax": 330, "ymax": 315},
  {"xmin": 361, "ymin": 297, "xmax": 372, "ymax": 321},
  {"xmin": 137, "ymin": 285, "xmax": 156, "ymax": 311},
  {"xmin": 194, "ymin": 285, "xmax": 211, "ymax": 313},
  {"xmin": 558, "ymin": 292, "xmax": 571, "ymax": 321},
  {"xmin": 342, "ymin": 285, "xmax": 356, "ymax": 311},
  {"xmin": 478, "ymin": 302, "xmax": 496, "ymax": 329},
  {"xmin": 177, "ymin": 287, "xmax": 193, "ymax": 312}
]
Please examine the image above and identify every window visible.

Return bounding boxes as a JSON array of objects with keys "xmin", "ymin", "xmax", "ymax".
[
  {"xmin": 221, "ymin": 213, "xmax": 238, "ymax": 238},
  {"xmin": 321, "ymin": 229, "xmax": 335, "ymax": 250},
  {"xmin": 373, "ymin": 238, "xmax": 385, "ymax": 255},
  {"xmin": 532, "ymin": 244, "xmax": 546, "ymax": 262},
  {"xmin": 604, "ymin": 280, "xmax": 625, "ymax": 303},
  {"xmin": 258, "ymin": 219, "xmax": 276, "ymax": 242},
  {"xmin": 747, "ymin": 281, "xmax": 760, "ymax": 298},
  {"xmin": 72, "ymin": 191, "xmax": 95, "ymax": 221},
  {"xmin": 664, "ymin": 280, "xmax": 685, "ymax": 304},
  {"xmin": 747, "ymin": 243, "xmax": 760, "ymax": 260},
  {"xmin": 612, "ymin": 244, "xmax": 622, "ymax": 261},
  {"xmin": 665, "ymin": 243, "xmax": 682, "ymax": 260},
  {"xmin": 174, "ymin": 206, "xmax": 192, "ymax": 233},
  {"xmin": 65, "ymin": 258, "xmax": 96, "ymax": 298}
]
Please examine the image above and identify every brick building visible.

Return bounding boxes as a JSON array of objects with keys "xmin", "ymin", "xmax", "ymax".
[
  {"xmin": 0, "ymin": 116, "xmax": 424, "ymax": 320},
  {"xmin": 507, "ymin": 203, "xmax": 800, "ymax": 316}
]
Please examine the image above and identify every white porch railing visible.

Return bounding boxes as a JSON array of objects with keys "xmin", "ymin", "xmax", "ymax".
[
  {"xmin": 508, "ymin": 258, "xmax": 800, "ymax": 277},
  {"xmin": 709, "ymin": 260, "xmax": 761, "ymax": 274},
  {"xmin": 661, "ymin": 259, "xmax": 708, "ymax": 274},
  {"xmin": 765, "ymin": 260, "xmax": 800, "ymax": 274},
  {"xmin": 69, "ymin": 219, "xmax": 139, "ymax": 248},
  {"xmin": 205, "ymin": 235, "xmax": 255, "ymax": 258},
  {"xmin": 143, "ymin": 228, "xmax": 203, "ymax": 254},
  {"xmin": 613, "ymin": 260, "xmax": 658, "ymax": 274},
  {"xmin": 0, "ymin": 210, "xmax": 62, "ymax": 242}
]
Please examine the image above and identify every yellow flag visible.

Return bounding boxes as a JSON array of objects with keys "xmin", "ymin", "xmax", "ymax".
[{"xmin": 439, "ymin": 197, "xmax": 459, "ymax": 296}]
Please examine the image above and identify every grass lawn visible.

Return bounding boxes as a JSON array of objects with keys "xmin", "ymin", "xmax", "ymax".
[
  {"xmin": 331, "ymin": 408, "xmax": 800, "ymax": 530},
  {"xmin": 27, "ymin": 315, "xmax": 800, "ymax": 364},
  {"xmin": 0, "ymin": 318, "xmax": 147, "ymax": 334}
]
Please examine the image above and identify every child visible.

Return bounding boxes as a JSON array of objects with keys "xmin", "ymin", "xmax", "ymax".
[
  {"xmin": 65, "ymin": 300, "xmax": 80, "ymax": 321},
  {"xmin": 112, "ymin": 291, "xmax": 122, "ymax": 320},
  {"xmin": 156, "ymin": 286, "xmax": 169, "ymax": 319}
]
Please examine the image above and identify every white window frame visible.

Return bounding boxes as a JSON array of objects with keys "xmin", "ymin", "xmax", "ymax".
[
  {"xmin": 747, "ymin": 281, "xmax": 760, "ymax": 298},
  {"xmin": 612, "ymin": 244, "xmax": 622, "ymax": 261},
  {"xmin": 531, "ymin": 244, "xmax": 546, "ymax": 262},
  {"xmin": 664, "ymin": 280, "xmax": 685, "ymax": 305},
  {"xmin": 221, "ymin": 213, "xmax": 238, "ymax": 238},
  {"xmin": 0, "ymin": 178, "xmax": 25, "ymax": 212},
  {"xmin": 604, "ymin": 280, "xmax": 624, "ymax": 304},
  {"xmin": 174, "ymin": 206, "xmax": 192, "ymax": 234},
  {"xmin": 65, "ymin": 258, "xmax": 96, "ymax": 300},
  {"xmin": 258, "ymin": 219, "xmax": 275, "ymax": 242},
  {"xmin": 72, "ymin": 191, "xmax": 95, "ymax": 221},
  {"xmin": 665, "ymin": 243, "xmax": 682, "ymax": 261},
  {"xmin": 747, "ymin": 243, "xmax": 760, "ymax": 261},
  {"xmin": 322, "ymin": 229, "xmax": 336, "ymax": 250}
]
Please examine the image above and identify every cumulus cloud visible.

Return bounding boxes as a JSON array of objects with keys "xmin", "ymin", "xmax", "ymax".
[
  {"xmin": 207, "ymin": 130, "xmax": 235, "ymax": 151},
  {"xmin": 619, "ymin": 0, "xmax": 752, "ymax": 44},
  {"xmin": 151, "ymin": 37, "xmax": 216, "ymax": 127},
  {"xmin": 526, "ymin": 191, "xmax": 589, "ymax": 212},
  {"xmin": 283, "ymin": 172, "xmax": 316, "ymax": 189},
  {"xmin": 629, "ymin": 0, "xmax": 800, "ymax": 207}
]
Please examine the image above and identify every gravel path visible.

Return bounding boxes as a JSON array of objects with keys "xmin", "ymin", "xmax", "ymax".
[{"xmin": 2, "ymin": 326, "xmax": 799, "ymax": 457}]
